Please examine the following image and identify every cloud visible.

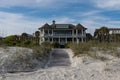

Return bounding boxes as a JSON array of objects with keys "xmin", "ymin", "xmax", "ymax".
[
  {"xmin": 0, "ymin": 11, "xmax": 79, "ymax": 36},
  {"xmin": 80, "ymin": 15, "xmax": 120, "ymax": 35},
  {"xmin": 0, "ymin": 0, "xmax": 34, "ymax": 8},
  {"xmin": 71, "ymin": 10, "xmax": 120, "ymax": 35},
  {"xmin": 92, "ymin": 0, "xmax": 120, "ymax": 10},
  {"xmin": 0, "ymin": 11, "xmax": 41, "ymax": 36},
  {"xmin": 80, "ymin": 11, "xmax": 101, "ymax": 17},
  {"xmin": 0, "ymin": 9, "xmax": 120, "ymax": 37},
  {"xmin": 0, "ymin": 0, "xmax": 83, "ymax": 8},
  {"xmin": 53, "ymin": 17, "xmax": 76, "ymax": 24}
]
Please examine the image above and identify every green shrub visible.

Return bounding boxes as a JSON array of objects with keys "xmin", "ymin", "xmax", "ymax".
[
  {"xmin": 65, "ymin": 42, "xmax": 71, "ymax": 48},
  {"xmin": 52, "ymin": 42, "xmax": 60, "ymax": 48},
  {"xmin": 31, "ymin": 42, "xmax": 52, "ymax": 59},
  {"xmin": 21, "ymin": 40, "xmax": 32, "ymax": 47},
  {"xmin": 3, "ymin": 35, "xmax": 22, "ymax": 46}
]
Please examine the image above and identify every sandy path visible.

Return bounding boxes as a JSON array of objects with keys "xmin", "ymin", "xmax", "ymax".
[
  {"xmin": 0, "ymin": 49, "xmax": 120, "ymax": 80},
  {"xmin": 48, "ymin": 49, "xmax": 71, "ymax": 67}
]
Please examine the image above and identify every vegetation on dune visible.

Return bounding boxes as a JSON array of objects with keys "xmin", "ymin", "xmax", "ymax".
[
  {"xmin": 67, "ymin": 41, "xmax": 120, "ymax": 59},
  {"xmin": 0, "ymin": 31, "xmax": 53, "ymax": 60},
  {"xmin": 35, "ymin": 31, "xmax": 40, "ymax": 45},
  {"xmin": 52, "ymin": 42, "xmax": 60, "ymax": 48},
  {"xmin": 32, "ymin": 42, "xmax": 52, "ymax": 59},
  {"xmin": 0, "ymin": 26, "xmax": 120, "ymax": 60},
  {"xmin": 0, "ymin": 41, "xmax": 52, "ymax": 73},
  {"xmin": 67, "ymin": 42, "xmax": 91, "ymax": 57},
  {"xmin": 94, "ymin": 26, "xmax": 120, "ymax": 42},
  {"xmin": 0, "ymin": 32, "xmax": 39, "ymax": 47},
  {"xmin": 94, "ymin": 26, "xmax": 109, "ymax": 42}
]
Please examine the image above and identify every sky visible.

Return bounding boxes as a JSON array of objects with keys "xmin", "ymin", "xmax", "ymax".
[{"xmin": 0, "ymin": 0, "xmax": 120, "ymax": 36}]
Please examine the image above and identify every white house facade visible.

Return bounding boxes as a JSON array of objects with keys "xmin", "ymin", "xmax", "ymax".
[
  {"xmin": 39, "ymin": 21, "xmax": 87, "ymax": 45},
  {"xmin": 109, "ymin": 28, "xmax": 120, "ymax": 34}
]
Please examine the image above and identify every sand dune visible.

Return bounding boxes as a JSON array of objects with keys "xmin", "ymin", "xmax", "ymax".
[{"xmin": 0, "ymin": 48, "xmax": 120, "ymax": 80}]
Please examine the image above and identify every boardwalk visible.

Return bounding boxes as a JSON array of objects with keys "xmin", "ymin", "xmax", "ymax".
[{"xmin": 48, "ymin": 49, "xmax": 71, "ymax": 67}]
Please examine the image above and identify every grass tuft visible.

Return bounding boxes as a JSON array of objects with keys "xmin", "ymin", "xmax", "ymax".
[{"xmin": 67, "ymin": 41, "xmax": 120, "ymax": 59}]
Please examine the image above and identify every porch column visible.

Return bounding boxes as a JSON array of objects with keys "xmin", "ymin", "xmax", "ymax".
[
  {"xmin": 52, "ymin": 30, "xmax": 53, "ymax": 36},
  {"xmin": 39, "ymin": 30, "xmax": 41, "ymax": 45},
  {"xmin": 48, "ymin": 30, "xmax": 49, "ymax": 36},
  {"xmin": 76, "ymin": 29, "xmax": 78, "ymax": 36},
  {"xmin": 59, "ymin": 37, "xmax": 60, "ymax": 44},
  {"xmin": 77, "ymin": 38, "xmax": 79, "ymax": 44},
  {"xmin": 72, "ymin": 30, "xmax": 74, "ymax": 36},
  {"xmin": 81, "ymin": 38, "xmax": 84, "ymax": 43},
  {"xmin": 43, "ymin": 29, "xmax": 45, "ymax": 36},
  {"xmin": 66, "ymin": 38, "xmax": 67, "ymax": 43},
  {"xmin": 52, "ymin": 38, "xmax": 53, "ymax": 43},
  {"xmin": 48, "ymin": 38, "xmax": 50, "ymax": 42},
  {"xmin": 42, "ymin": 29, "xmax": 45, "ymax": 42},
  {"xmin": 84, "ymin": 30, "xmax": 86, "ymax": 42},
  {"xmin": 82, "ymin": 29, "xmax": 84, "ymax": 36}
]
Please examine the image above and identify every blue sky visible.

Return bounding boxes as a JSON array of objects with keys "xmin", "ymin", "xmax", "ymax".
[{"xmin": 0, "ymin": 0, "xmax": 120, "ymax": 36}]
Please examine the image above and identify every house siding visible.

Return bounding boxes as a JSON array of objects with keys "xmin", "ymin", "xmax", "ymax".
[{"xmin": 39, "ymin": 21, "xmax": 87, "ymax": 45}]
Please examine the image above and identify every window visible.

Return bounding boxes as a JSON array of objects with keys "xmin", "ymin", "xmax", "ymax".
[
  {"xmin": 45, "ymin": 30, "xmax": 48, "ymax": 35},
  {"xmin": 56, "ymin": 26, "xmax": 69, "ymax": 28},
  {"xmin": 74, "ymin": 30, "xmax": 76, "ymax": 34},
  {"xmin": 78, "ymin": 30, "xmax": 82, "ymax": 34},
  {"xmin": 45, "ymin": 38, "xmax": 48, "ymax": 41},
  {"xmin": 53, "ymin": 30, "xmax": 72, "ymax": 35},
  {"xmin": 49, "ymin": 30, "xmax": 52, "ymax": 34},
  {"xmin": 67, "ymin": 38, "xmax": 72, "ymax": 42}
]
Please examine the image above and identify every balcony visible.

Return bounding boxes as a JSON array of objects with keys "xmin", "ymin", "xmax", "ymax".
[
  {"xmin": 53, "ymin": 34, "xmax": 72, "ymax": 36},
  {"xmin": 44, "ymin": 33, "xmax": 86, "ymax": 38}
]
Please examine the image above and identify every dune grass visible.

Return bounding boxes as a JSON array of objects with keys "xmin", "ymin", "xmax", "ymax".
[
  {"xmin": 0, "ymin": 42, "xmax": 53, "ymax": 73},
  {"xmin": 67, "ymin": 41, "xmax": 120, "ymax": 59},
  {"xmin": 31, "ymin": 42, "xmax": 52, "ymax": 59}
]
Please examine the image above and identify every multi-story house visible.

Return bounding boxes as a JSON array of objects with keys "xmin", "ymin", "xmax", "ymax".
[
  {"xmin": 108, "ymin": 28, "xmax": 120, "ymax": 42},
  {"xmin": 39, "ymin": 20, "xmax": 87, "ymax": 45},
  {"xmin": 109, "ymin": 28, "xmax": 120, "ymax": 34}
]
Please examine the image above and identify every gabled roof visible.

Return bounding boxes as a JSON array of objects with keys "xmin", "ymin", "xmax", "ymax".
[
  {"xmin": 39, "ymin": 22, "xmax": 87, "ymax": 30},
  {"xmin": 39, "ymin": 23, "xmax": 50, "ymax": 29},
  {"xmin": 76, "ymin": 24, "xmax": 87, "ymax": 30}
]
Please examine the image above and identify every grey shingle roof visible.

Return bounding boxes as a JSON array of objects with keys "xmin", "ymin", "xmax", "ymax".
[
  {"xmin": 39, "ymin": 23, "xmax": 50, "ymax": 29},
  {"xmin": 76, "ymin": 24, "xmax": 87, "ymax": 30},
  {"xmin": 39, "ymin": 23, "xmax": 87, "ymax": 30}
]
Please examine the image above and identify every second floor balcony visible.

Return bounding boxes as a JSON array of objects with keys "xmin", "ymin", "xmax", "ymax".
[
  {"xmin": 53, "ymin": 34, "xmax": 72, "ymax": 36},
  {"xmin": 43, "ymin": 29, "xmax": 86, "ymax": 37},
  {"xmin": 44, "ymin": 33, "xmax": 86, "ymax": 37}
]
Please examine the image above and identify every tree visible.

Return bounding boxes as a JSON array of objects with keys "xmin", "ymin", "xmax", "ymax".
[
  {"xmin": 3, "ymin": 35, "xmax": 19, "ymax": 46},
  {"xmin": 94, "ymin": 29, "xmax": 100, "ymax": 41},
  {"xmin": 94, "ymin": 27, "xmax": 109, "ymax": 42},
  {"xmin": 21, "ymin": 33, "xmax": 28, "ymax": 41},
  {"xmin": 35, "ymin": 31, "xmax": 40, "ymax": 45}
]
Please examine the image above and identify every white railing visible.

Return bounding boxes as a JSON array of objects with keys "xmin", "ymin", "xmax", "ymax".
[
  {"xmin": 44, "ymin": 34, "xmax": 86, "ymax": 37},
  {"xmin": 53, "ymin": 34, "xmax": 72, "ymax": 36}
]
